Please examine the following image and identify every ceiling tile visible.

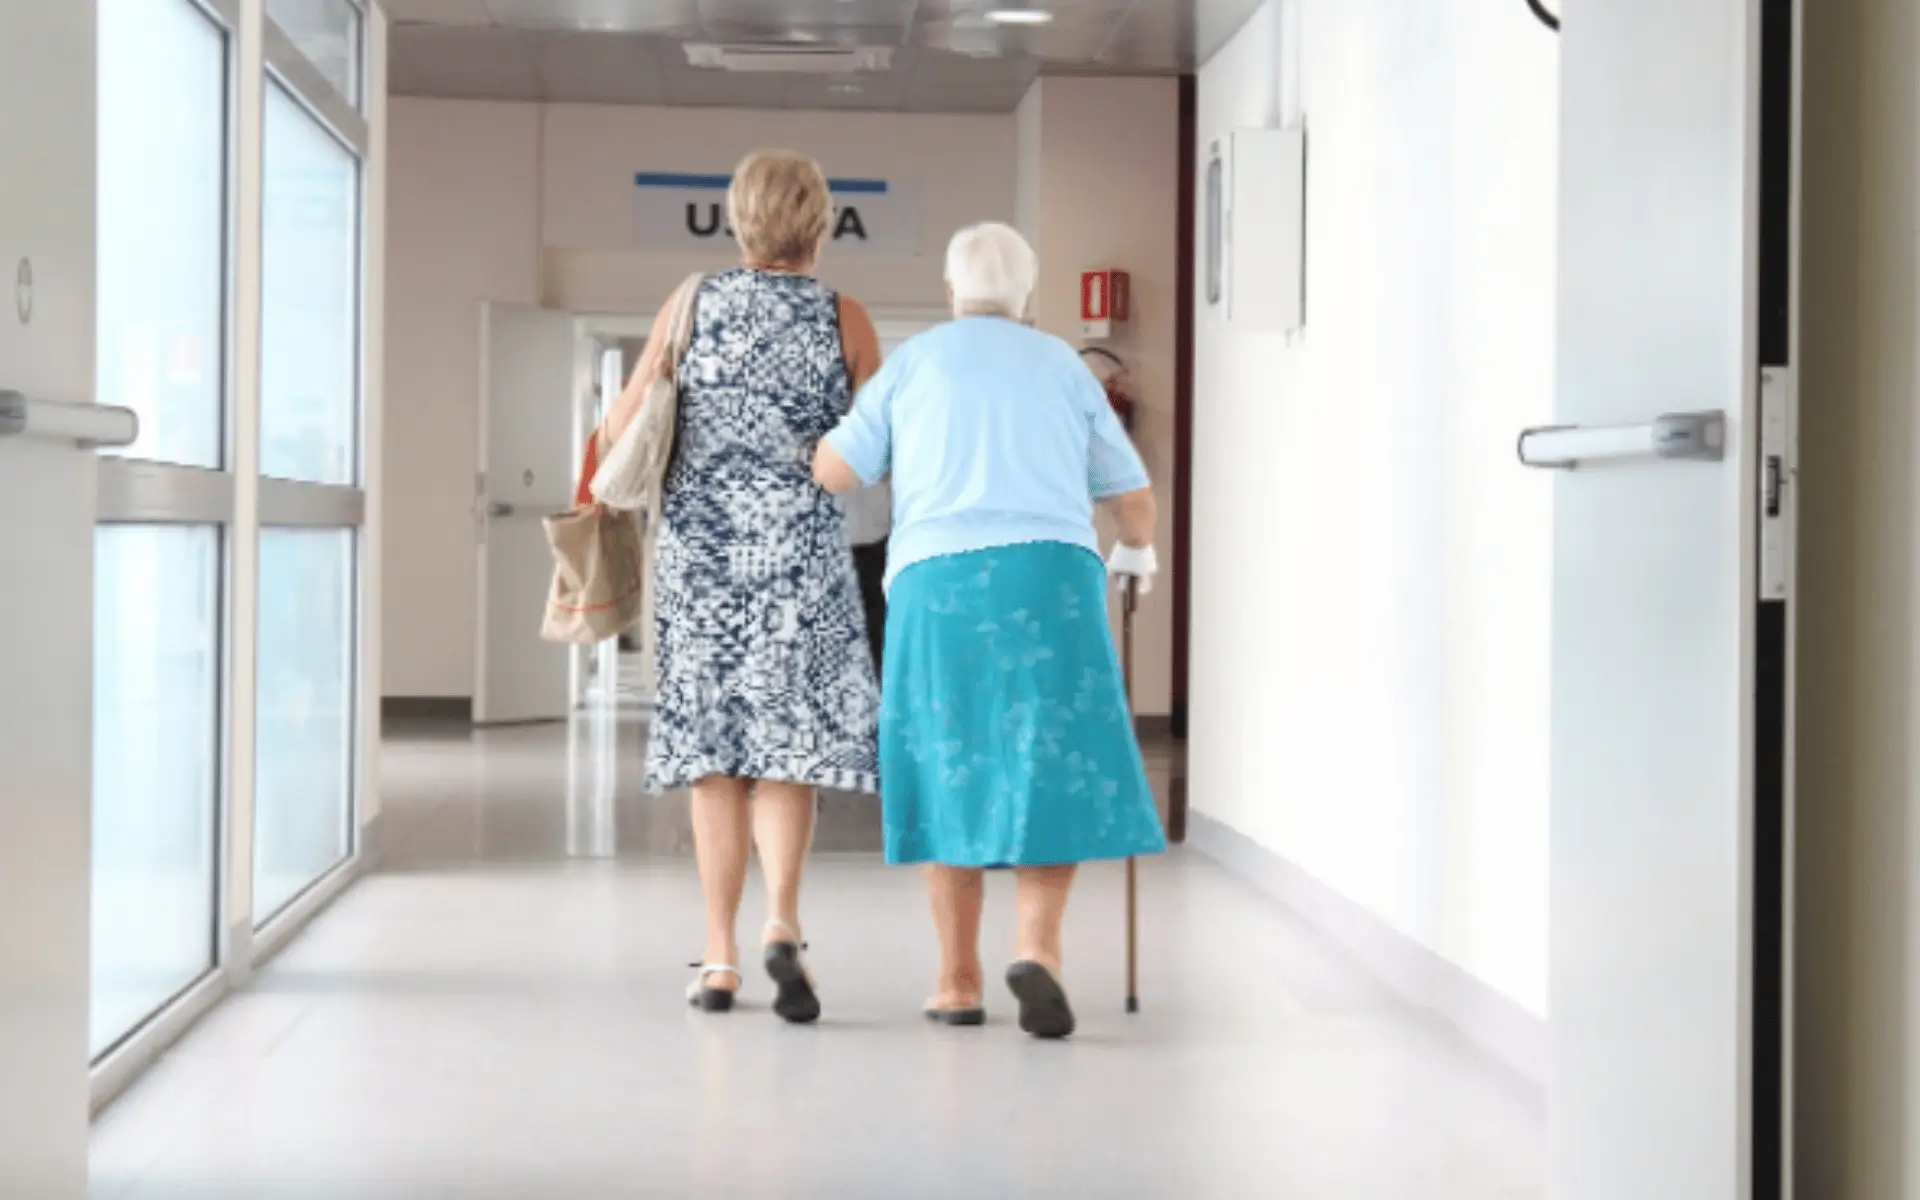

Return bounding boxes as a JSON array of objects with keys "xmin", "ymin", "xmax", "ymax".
[
  {"xmin": 485, "ymin": 0, "xmax": 699, "ymax": 33},
  {"xmin": 660, "ymin": 65, "xmax": 794, "ymax": 108},
  {"xmin": 390, "ymin": 25, "xmax": 544, "ymax": 98},
  {"xmin": 536, "ymin": 32, "xmax": 672, "ymax": 105},
  {"xmin": 915, "ymin": 0, "xmax": 1137, "ymax": 16},
  {"xmin": 899, "ymin": 83, "xmax": 1034, "ymax": 115},
  {"xmin": 698, "ymin": 0, "xmax": 919, "ymax": 36},
  {"xmin": 781, "ymin": 70, "xmax": 911, "ymax": 112},
  {"xmin": 388, "ymin": 0, "xmax": 1273, "ymax": 112},
  {"xmin": 387, "ymin": 0, "xmax": 492, "ymax": 25},
  {"xmin": 903, "ymin": 46, "xmax": 1031, "ymax": 88}
]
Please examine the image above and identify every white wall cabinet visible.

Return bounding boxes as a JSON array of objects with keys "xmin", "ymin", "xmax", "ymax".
[{"xmin": 1205, "ymin": 124, "xmax": 1306, "ymax": 334}]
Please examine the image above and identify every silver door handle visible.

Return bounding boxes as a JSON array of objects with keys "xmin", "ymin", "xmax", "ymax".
[
  {"xmin": 1517, "ymin": 410, "xmax": 1726, "ymax": 471},
  {"xmin": 486, "ymin": 501, "xmax": 572, "ymax": 519},
  {"xmin": 0, "ymin": 390, "xmax": 139, "ymax": 449}
]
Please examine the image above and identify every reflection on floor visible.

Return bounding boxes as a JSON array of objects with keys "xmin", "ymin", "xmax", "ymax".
[{"xmin": 90, "ymin": 715, "xmax": 1545, "ymax": 1199}]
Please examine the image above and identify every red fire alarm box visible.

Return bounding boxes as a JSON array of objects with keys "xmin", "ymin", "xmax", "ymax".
[{"xmin": 1080, "ymin": 269, "xmax": 1131, "ymax": 339}]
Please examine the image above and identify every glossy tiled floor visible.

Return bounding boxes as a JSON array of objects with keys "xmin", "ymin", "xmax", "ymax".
[{"xmin": 90, "ymin": 713, "xmax": 1544, "ymax": 1199}]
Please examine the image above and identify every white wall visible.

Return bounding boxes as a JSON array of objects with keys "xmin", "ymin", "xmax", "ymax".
[
  {"xmin": 1018, "ymin": 76, "xmax": 1182, "ymax": 717},
  {"xmin": 1014, "ymin": 83, "xmax": 1043, "ymax": 244},
  {"xmin": 1190, "ymin": 1, "xmax": 1557, "ymax": 1013},
  {"xmin": 381, "ymin": 99, "xmax": 1014, "ymax": 698},
  {"xmin": 383, "ymin": 99, "xmax": 541, "ymax": 699}
]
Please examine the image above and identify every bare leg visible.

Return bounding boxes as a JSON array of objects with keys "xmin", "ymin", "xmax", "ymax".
[
  {"xmin": 751, "ymin": 780, "xmax": 821, "ymax": 1023},
  {"xmin": 751, "ymin": 780, "xmax": 817, "ymax": 939},
  {"xmin": 925, "ymin": 865, "xmax": 986, "ymax": 1009},
  {"xmin": 1013, "ymin": 865, "xmax": 1078, "ymax": 973},
  {"xmin": 1009, "ymin": 864, "xmax": 1079, "ymax": 1038},
  {"xmin": 690, "ymin": 775, "xmax": 752, "ymax": 991}
]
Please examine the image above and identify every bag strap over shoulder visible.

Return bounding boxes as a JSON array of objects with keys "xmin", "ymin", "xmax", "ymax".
[
  {"xmin": 830, "ymin": 289, "xmax": 853, "ymax": 386},
  {"xmin": 595, "ymin": 272, "xmax": 706, "ymax": 454},
  {"xmin": 573, "ymin": 426, "xmax": 603, "ymax": 508}
]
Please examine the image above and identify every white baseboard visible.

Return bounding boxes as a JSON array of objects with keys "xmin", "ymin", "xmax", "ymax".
[
  {"xmin": 360, "ymin": 809, "xmax": 389, "ymax": 870},
  {"xmin": 1187, "ymin": 810, "xmax": 1546, "ymax": 1095}
]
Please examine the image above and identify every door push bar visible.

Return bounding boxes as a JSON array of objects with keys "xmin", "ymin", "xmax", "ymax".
[
  {"xmin": 1516, "ymin": 410, "xmax": 1726, "ymax": 471},
  {"xmin": 485, "ymin": 501, "xmax": 575, "ymax": 520},
  {"xmin": 0, "ymin": 390, "xmax": 139, "ymax": 449}
]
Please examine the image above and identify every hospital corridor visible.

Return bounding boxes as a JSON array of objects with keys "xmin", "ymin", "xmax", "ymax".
[
  {"xmin": 89, "ymin": 721, "xmax": 1542, "ymax": 1196},
  {"xmin": 6, "ymin": 0, "xmax": 1920, "ymax": 1197}
]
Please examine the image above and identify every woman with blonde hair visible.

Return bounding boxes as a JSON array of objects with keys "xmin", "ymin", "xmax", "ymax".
[
  {"xmin": 602, "ymin": 150, "xmax": 884, "ymax": 1022},
  {"xmin": 814, "ymin": 221, "xmax": 1166, "ymax": 1039}
]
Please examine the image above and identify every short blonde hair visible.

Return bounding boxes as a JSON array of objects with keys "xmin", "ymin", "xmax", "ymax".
[
  {"xmin": 945, "ymin": 222, "xmax": 1038, "ymax": 317},
  {"xmin": 729, "ymin": 150, "xmax": 833, "ymax": 267}
]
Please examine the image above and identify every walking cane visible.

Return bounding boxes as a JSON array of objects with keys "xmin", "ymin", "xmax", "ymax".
[{"xmin": 1121, "ymin": 575, "xmax": 1141, "ymax": 1015}]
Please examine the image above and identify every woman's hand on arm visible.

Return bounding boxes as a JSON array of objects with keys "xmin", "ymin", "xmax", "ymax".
[
  {"xmin": 813, "ymin": 440, "xmax": 863, "ymax": 495},
  {"xmin": 816, "ymin": 322, "xmax": 895, "ymax": 496}
]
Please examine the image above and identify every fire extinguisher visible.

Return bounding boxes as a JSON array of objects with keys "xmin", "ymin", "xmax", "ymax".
[{"xmin": 1078, "ymin": 346, "xmax": 1136, "ymax": 432}]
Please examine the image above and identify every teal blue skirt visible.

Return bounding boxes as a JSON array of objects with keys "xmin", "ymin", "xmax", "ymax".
[{"xmin": 879, "ymin": 541, "xmax": 1169, "ymax": 868}]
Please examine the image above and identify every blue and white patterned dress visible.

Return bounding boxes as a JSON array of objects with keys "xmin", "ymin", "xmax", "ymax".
[{"xmin": 645, "ymin": 268, "xmax": 880, "ymax": 794}]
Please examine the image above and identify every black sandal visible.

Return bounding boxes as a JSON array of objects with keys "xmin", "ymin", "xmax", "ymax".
[
  {"xmin": 1006, "ymin": 960, "xmax": 1075, "ymax": 1039},
  {"xmin": 763, "ymin": 921, "xmax": 821, "ymax": 1025}
]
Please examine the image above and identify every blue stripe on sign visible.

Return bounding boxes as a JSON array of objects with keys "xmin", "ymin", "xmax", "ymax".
[
  {"xmin": 634, "ymin": 172, "xmax": 732, "ymax": 190},
  {"xmin": 634, "ymin": 171, "xmax": 888, "ymax": 195}
]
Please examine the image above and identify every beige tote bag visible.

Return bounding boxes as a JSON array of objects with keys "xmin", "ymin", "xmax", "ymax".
[{"xmin": 541, "ymin": 433, "xmax": 646, "ymax": 645}]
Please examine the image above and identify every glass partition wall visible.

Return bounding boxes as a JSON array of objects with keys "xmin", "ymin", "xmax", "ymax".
[{"xmin": 90, "ymin": 0, "xmax": 382, "ymax": 1097}]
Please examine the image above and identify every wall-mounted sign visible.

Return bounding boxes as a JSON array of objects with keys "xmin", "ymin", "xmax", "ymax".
[
  {"xmin": 1080, "ymin": 269, "xmax": 1131, "ymax": 339},
  {"xmin": 634, "ymin": 172, "xmax": 920, "ymax": 256}
]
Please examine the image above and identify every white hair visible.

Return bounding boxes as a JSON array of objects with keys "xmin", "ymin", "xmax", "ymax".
[{"xmin": 944, "ymin": 222, "xmax": 1038, "ymax": 317}]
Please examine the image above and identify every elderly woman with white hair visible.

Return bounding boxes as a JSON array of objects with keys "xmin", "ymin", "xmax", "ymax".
[{"xmin": 812, "ymin": 222, "xmax": 1166, "ymax": 1039}]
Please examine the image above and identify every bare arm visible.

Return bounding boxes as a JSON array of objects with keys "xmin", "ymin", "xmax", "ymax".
[
  {"xmin": 839, "ymin": 295, "xmax": 882, "ymax": 391},
  {"xmin": 600, "ymin": 282, "xmax": 684, "ymax": 444},
  {"xmin": 815, "ymin": 295, "xmax": 887, "ymax": 494},
  {"xmin": 1099, "ymin": 486, "xmax": 1157, "ymax": 550}
]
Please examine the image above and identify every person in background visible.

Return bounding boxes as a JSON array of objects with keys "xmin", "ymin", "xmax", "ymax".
[
  {"xmin": 812, "ymin": 221, "xmax": 1166, "ymax": 1040},
  {"xmin": 603, "ymin": 150, "xmax": 883, "ymax": 1022}
]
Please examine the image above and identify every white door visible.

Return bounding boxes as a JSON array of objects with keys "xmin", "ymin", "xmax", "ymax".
[
  {"xmin": 1544, "ymin": 1, "xmax": 1796, "ymax": 1196},
  {"xmin": 0, "ymin": 1, "xmax": 100, "ymax": 1194},
  {"xmin": 475, "ymin": 303, "xmax": 579, "ymax": 724}
]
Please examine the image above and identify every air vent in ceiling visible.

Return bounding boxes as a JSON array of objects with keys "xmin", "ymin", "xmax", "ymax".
[{"xmin": 683, "ymin": 42, "xmax": 894, "ymax": 74}]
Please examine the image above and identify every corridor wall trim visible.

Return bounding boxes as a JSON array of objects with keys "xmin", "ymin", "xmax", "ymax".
[
  {"xmin": 1171, "ymin": 71, "xmax": 1197, "ymax": 792},
  {"xmin": 1189, "ymin": 812, "xmax": 1547, "ymax": 1092}
]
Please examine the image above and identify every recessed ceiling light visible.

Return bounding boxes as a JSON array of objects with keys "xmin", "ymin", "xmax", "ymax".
[{"xmin": 985, "ymin": 8, "xmax": 1055, "ymax": 25}]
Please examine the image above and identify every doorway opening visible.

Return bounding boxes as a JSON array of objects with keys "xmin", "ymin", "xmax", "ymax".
[{"xmin": 573, "ymin": 314, "xmax": 656, "ymax": 715}]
